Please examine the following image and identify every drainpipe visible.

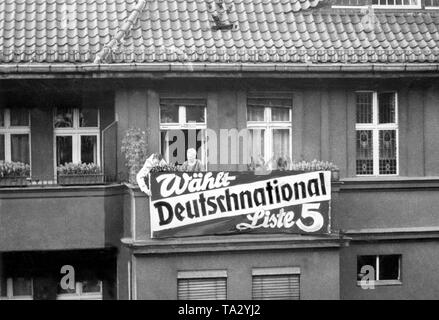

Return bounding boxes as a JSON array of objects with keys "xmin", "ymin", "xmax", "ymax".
[{"xmin": 94, "ymin": 0, "xmax": 148, "ymax": 64}]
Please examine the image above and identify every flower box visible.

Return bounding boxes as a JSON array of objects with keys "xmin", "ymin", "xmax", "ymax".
[
  {"xmin": 0, "ymin": 176, "xmax": 29, "ymax": 187},
  {"xmin": 57, "ymin": 174, "xmax": 104, "ymax": 186}
]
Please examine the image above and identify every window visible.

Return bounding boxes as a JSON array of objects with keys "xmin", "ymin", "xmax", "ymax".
[
  {"xmin": 357, "ymin": 255, "xmax": 402, "ymax": 286},
  {"xmin": 332, "ymin": 0, "xmax": 421, "ymax": 8},
  {"xmin": 247, "ymin": 97, "xmax": 292, "ymax": 166},
  {"xmin": 54, "ymin": 108, "xmax": 100, "ymax": 166},
  {"xmin": 160, "ymin": 99, "xmax": 207, "ymax": 167},
  {"xmin": 177, "ymin": 270, "xmax": 227, "ymax": 300},
  {"xmin": 355, "ymin": 92, "xmax": 398, "ymax": 176},
  {"xmin": 371, "ymin": 0, "xmax": 420, "ymax": 7},
  {"xmin": 426, "ymin": 0, "xmax": 439, "ymax": 7},
  {"xmin": 56, "ymin": 280, "xmax": 103, "ymax": 300},
  {"xmin": 252, "ymin": 267, "xmax": 300, "ymax": 300},
  {"xmin": 0, "ymin": 277, "xmax": 33, "ymax": 300},
  {"xmin": 0, "ymin": 108, "xmax": 30, "ymax": 164}
]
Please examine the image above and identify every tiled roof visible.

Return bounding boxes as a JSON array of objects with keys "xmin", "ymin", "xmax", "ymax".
[{"xmin": 0, "ymin": 0, "xmax": 438, "ymax": 65}]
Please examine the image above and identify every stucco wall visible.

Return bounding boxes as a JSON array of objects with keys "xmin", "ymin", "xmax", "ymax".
[
  {"xmin": 332, "ymin": 184, "xmax": 439, "ymax": 231},
  {"xmin": 134, "ymin": 248, "xmax": 340, "ymax": 300},
  {"xmin": 0, "ymin": 186, "xmax": 125, "ymax": 251},
  {"xmin": 340, "ymin": 240, "xmax": 439, "ymax": 300}
]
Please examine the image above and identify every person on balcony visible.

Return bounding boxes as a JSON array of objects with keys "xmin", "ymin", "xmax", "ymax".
[
  {"xmin": 136, "ymin": 153, "xmax": 167, "ymax": 196},
  {"xmin": 180, "ymin": 148, "xmax": 203, "ymax": 172}
]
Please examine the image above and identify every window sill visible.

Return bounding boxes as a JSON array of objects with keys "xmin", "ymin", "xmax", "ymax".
[{"xmin": 356, "ymin": 280, "xmax": 402, "ymax": 287}]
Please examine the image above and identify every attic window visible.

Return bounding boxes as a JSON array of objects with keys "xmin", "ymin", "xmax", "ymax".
[
  {"xmin": 332, "ymin": 0, "xmax": 421, "ymax": 7},
  {"xmin": 372, "ymin": 0, "xmax": 420, "ymax": 7}
]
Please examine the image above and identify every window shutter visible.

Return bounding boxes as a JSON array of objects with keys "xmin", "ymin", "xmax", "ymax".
[
  {"xmin": 177, "ymin": 277, "xmax": 227, "ymax": 300},
  {"xmin": 252, "ymin": 274, "xmax": 300, "ymax": 300}
]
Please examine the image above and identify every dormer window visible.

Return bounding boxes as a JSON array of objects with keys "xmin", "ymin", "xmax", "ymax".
[
  {"xmin": 372, "ymin": 0, "xmax": 420, "ymax": 8},
  {"xmin": 332, "ymin": 0, "xmax": 422, "ymax": 8}
]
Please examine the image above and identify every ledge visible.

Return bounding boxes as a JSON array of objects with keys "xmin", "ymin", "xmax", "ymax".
[
  {"xmin": 344, "ymin": 226, "xmax": 439, "ymax": 241},
  {"xmin": 0, "ymin": 183, "xmax": 126, "ymax": 199},
  {"xmin": 1, "ymin": 63, "xmax": 439, "ymax": 79},
  {"xmin": 122, "ymin": 233, "xmax": 349, "ymax": 254},
  {"xmin": 339, "ymin": 176, "xmax": 439, "ymax": 191}
]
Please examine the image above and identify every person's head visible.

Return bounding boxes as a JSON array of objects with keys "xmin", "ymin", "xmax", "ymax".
[
  {"xmin": 187, "ymin": 148, "xmax": 197, "ymax": 162},
  {"xmin": 151, "ymin": 153, "xmax": 163, "ymax": 166}
]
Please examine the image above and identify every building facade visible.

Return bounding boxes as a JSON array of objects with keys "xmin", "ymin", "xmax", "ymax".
[{"xmin": 1, "ymin": 0, "xmax": 439, "ymax": 300}]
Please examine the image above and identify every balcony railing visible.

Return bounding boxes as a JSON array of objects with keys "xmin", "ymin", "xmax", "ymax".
[{"xmin": 0, "ymin": 173, "xmax": 124, "ymax": 188}]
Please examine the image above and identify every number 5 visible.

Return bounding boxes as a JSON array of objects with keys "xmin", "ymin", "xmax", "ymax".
[{"xmin": 296, "ymin": 203, "xmax": 324, "ymax": 233}]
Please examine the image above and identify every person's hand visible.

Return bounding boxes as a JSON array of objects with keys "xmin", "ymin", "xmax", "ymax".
[{"xmin": 140, "ymin": 185, "xmax": 151, "ymax": 196}]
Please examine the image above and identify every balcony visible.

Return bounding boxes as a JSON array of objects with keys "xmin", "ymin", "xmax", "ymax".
[{"xmin": 0, "ymin": 183, "xmax": 125, "ymax": 252}]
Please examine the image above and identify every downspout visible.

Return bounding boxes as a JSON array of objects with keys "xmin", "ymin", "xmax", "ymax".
[{"xmin": 94, "ymin": 0, "xmax": 148, "ymax": 64}]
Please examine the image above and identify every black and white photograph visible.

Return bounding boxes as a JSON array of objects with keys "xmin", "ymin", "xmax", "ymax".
[{"xmin": 0, "ymin": 0, "xmax": 439, "ymax": 307}]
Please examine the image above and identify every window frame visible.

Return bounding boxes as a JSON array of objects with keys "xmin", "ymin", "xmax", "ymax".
[
  {"xmin": 355, "ymin": 91, "xmax": 399, "ymax": 176},
  {"xmin": 53, "ymin": 108, "xmax": 100, "ymax": 169},
  {"xmin": 159, "ymin": 102, "xmax": 207, "ymax": 168},
  {"xmin": 0, "ymin": 108, "xmax": 31, "ymax": 165},
  {"xmin": 246, "ymin": 101, "xmax": 293, "ymax": 164},
  {"xmin": 332, "ymin": 0, "xmax": 421, "ymax": 8},
  {"xmin": 357, "ymin": 254, "xmax": 402, "ymax": 286},
  {"xmin": 0, "ymin": 277, "xmax": 33, "ymax": 300},
  {"xmin": 56, "ymin": 280, "xmax": 103, "ymax": 300},
  {"xmin": 252, "ymin": 267, "xmax": 301, "ymax": 300}
]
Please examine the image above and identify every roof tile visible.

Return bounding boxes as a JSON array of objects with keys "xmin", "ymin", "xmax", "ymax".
[{"xmin": 1, "ymin": 0, "xmax": 438, "ymax": 64}]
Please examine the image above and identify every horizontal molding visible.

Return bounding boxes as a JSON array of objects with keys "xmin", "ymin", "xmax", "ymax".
[
  {"xmin": 339, "ymin": 176, "xmax": 439, "ymax": 191},
  {"xmin": 344, "ymin": 226, "xmax": 439, "ymax": 241},
  {"xmin": 1, "ymin": 63, "xmax": 439, "ymax": 79},
  {"xmin": 252, "ymin": 266, "xmax": 301, "ymax": 276},
  {"xmin": 177, "ymin": 270, "xmax": 227, "ymax": 279},
  {"xmin": 123, "ymin": 234, "xmax": 346, "ymax": 254},
  {"xmin": 0, "ymin": 184, "xmax": 126, "ymax": 199}
]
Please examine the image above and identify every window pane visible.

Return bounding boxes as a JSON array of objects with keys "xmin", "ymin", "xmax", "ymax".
[
  {"xmin": 0, "ymin": 134, "xmax": 4, "ymax": 161},
  {"xmin": 82, "ymin": 280, "xmax": 102, "ymax": 293},
  {"xmin": 81, "ymin": 135, "xmax": 98, "ymax": 164},
  {"xmin": 379, "ymin": 130, "xmax": 397, "ymax": 174},
  {"xmin": 356, "ymin": 92, "xmax": 373, "ymax": 123},
  {"xmin": 357, "ymin": 256, "xmax": 377, "ymax": 281},
  {"xmin": 248, "ymin": 129, "xmax": 265, "ymax": 164},
  {"xmin": 161, "ymin": 129, "xmax": 203, "ymax": 166},
  {"xmin": 10, "ymin": 108, "xmax": 29, "ymax": 126},
  {"xmin": 272, "ymin": 129, "xmax": 290, "ymax": 160},
  {"xmin": 55, "ymin": 108, "xmax": 74, "ymax": 128},
  {"xmin": 57, "ymin": 283, "xmax": 76, "ymax": 294},
  {"xmin": 186, "ymin": 106, "xmax": 205, "ymax": 123},
  {"xmin": 79, "ymin": 108, "xmax": 98, "ymax": 127},
  {"xmin": 356, "ymin": 130, "xmax": 373, "ymax": 175},
  {"xmin": 0, "ymin": 109, "xmax": 4, "ymax": 126},
  {"xmin": 56, "ymin": 136, "xmax": 72, "ymax": 165},
  {"xmin": 379, "ymin": 255, "xmax": 400, "ymax": 281},
  {"xmin": 160, "ymin": 104, "xmax": 179, "ymax": 123},
  {"xmin": 247, "ymin": 106, "xmax": 265, "ymax": 121},
  {"xmin": 12, "ymin": 278, "xmax": 32, "ymax": 296},
  {"xmin": 271, "ymin": 108, "xmax": 290, "ymax": 121},
  {"xmin": 378, "ymin": 93, "xmax": 396, "ymax": 124},
  {"xmin": 11, "ymin": 134, "xmax": 29, "ymax": 164}
]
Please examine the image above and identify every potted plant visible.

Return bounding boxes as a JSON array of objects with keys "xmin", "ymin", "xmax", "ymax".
[
  {"xmin": 57, "ymin": 162, "xmax": 104, "ymax": 185},
  {"xmin": 121, "ymin": 127, "xmax": 149, "ymax": 185},
  {"xmin": 291, "ymin": 159, "xmax": 340, "ymax": 181},
  {"xmin": 248, "ymin": 157, "xmax": 340, "ymax": 181},
  {"xmin": 0, "ymin": 161, "xmax": 30, "ymax": 187}
]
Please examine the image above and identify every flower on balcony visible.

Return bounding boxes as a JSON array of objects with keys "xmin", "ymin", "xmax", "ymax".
[
  {"xmin": 0, "ymin": 161, "xmax": 31, "ymax": 178},
  {"xmin": 57, "ymin": 162, "xmax": 102, "ymax": 175},
  {"xmin": 150, "ymin": 164, "xmax": 179, "ymax": 173},
  {"xmin": 247, "ymin": 157, "xmax": 339, "ymax": 177},
  {"xmin": 291, "ymin": 159, "xmax": 339, "ymax": 172}
]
